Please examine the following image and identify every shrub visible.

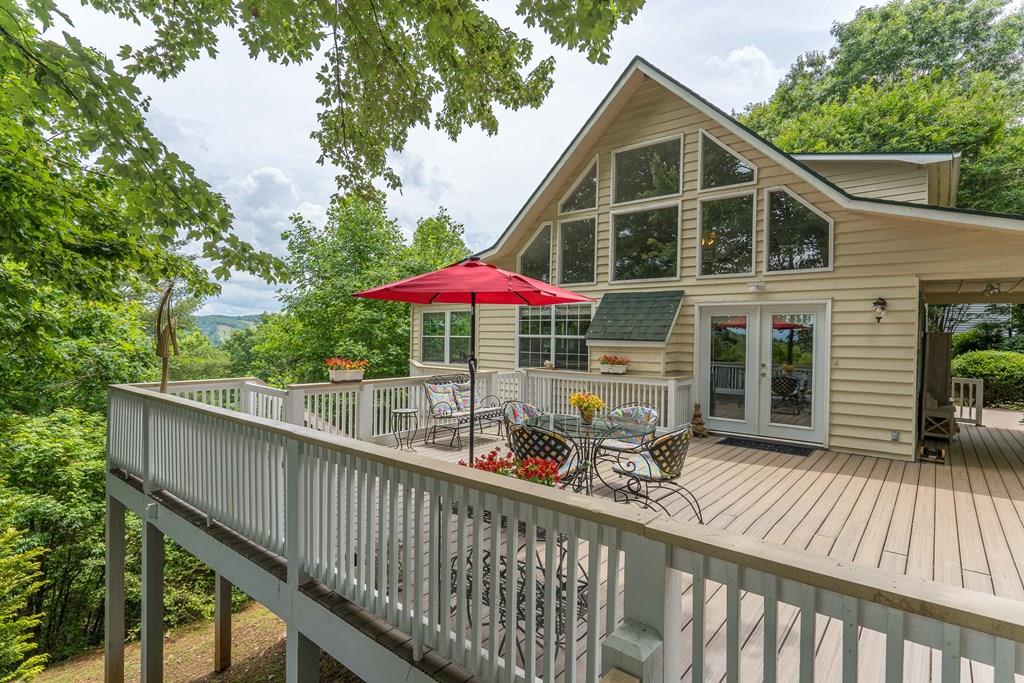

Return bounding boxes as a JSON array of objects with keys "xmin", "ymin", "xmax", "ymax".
[
  {"xmin": 952, "ymin": 324, "xmax": 1005, "ymax": 356},
  {"xmin": 1000, "ymin": 335, "xmax": 1024, "ymax": 354},
  {"xmin": 950, "ymin": 350, "xmax": 1024, "ymax": 406}
]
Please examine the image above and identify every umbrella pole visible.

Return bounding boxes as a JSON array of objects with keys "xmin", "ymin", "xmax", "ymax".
[{"xmin": 468, "ymin": 293, "xmax": 476, "ymax": 464}]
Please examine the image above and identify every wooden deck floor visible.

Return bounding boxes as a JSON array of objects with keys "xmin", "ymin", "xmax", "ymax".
[{"xmin": 404, "ymin": 424, "xmax": 1024, "ymax": 682}]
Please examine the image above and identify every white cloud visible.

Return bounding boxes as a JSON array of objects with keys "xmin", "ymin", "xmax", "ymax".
[{"xmin": 705, "ymin": 45, "xmax": 787, "ymax": 110}]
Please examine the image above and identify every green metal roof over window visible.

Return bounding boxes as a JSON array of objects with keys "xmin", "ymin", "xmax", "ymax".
[{"xmin": 585, "ymin": 290, "xmax": 684, "ymax": 343}]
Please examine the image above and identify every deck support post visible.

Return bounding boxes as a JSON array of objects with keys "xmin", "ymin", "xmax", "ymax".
[
  {"xmin": 141, "ymin": 517, "xmax": 165, "ymax": 683},
  {"xmin": 602, "ymin": 532, "xmax": 681, "ymax": 682},
  {"xmin": 214, "ymin": 574, "xmax": 232, "ymax": 672},
  {"xmin": 286, "ymin": 627, "xmax": 319, "ymax": 681},
  {"xmin": 104, "ymin": 495, "xmax": 126, "ymax": 683}
]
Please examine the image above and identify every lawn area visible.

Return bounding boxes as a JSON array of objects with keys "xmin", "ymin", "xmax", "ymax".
[{"xmin": 35, "ymin": 602, "xmax": 361, "ymax": 682}]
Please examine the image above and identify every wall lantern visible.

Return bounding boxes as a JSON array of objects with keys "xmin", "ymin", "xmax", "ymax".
[{"xmin": 872, "ymin": 297, "xmax": 888, "ymax": 323}]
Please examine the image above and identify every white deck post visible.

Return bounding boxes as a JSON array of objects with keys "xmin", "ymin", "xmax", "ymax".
[
  {"xmin": 358, "ymin": 381, "xmax": 374, "ymax": 439},
  {"xmin": 666, "ymin": 378, "xmax": 678, "ymax": 428},
  {"xmin": 284, "ymin": 438, "xmax": 319, "ymax": 681},
  {"xmin": 214, "ymin": 574, "xmax": 232, "ymax": 672},
  {"xmin": 104, "ymin": 495, "xmax": 126, "ymax": 683},
  {"xmin": 603, "ymin": 531, "xmax": 682, "ymax": 682},
  {"xmin": 284, "ymin": 386, "xmax": 305, "ymax": 427},
  {"xmin": 141, "ymin": 517, "xmax": 164, "ymax": 683},
  {"xmin": 239, "ymin": 381, "xmax": 253, "ymax": 415},
  {"xmin": 517, "ymin": 369, "xmax": 528, "ymax": 402}
]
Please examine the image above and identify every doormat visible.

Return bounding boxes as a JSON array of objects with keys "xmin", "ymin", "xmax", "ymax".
[{"xmin": 718, "ymin": 436, "xmax": 816, "ymax": 457}]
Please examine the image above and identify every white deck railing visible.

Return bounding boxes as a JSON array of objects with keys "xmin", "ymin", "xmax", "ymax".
[
  {"xmin": 952, "ymin": 377, "xmax": 984, "ymax": 426},
  {"xmin": 108, "ymin": 383, "xmax": 1024, "ymax": 683},
  {"xmin": 148, "ymin": 370, "xmax": 693, "ymax": 443}
]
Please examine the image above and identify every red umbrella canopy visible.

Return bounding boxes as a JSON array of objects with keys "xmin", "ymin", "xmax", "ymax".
[{"xmin": 353, "ymin": 257, "xmax": 592, "ymax": 305}]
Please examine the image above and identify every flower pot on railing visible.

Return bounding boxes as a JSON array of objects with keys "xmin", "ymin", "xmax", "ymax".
[{"xmin": 328, "ymin": 368, "xmax": 365, "ymax": 383}]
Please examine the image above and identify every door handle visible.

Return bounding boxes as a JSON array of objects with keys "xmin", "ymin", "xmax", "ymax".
[{"xmin": 760, "ymin": 372, "xmax": 767, "ymax": 378}]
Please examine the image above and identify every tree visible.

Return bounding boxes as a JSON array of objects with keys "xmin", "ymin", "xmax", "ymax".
[
  {"xmin": 741, "ymin": 0, "xmax": 1024, "ymax": 214},
  {"xmin": 0, "ymin": 511, "xmax": 46, "ymax": 682},
  {"xmin": 47, "ymin": 0, "xmax": 644, "ymax": 194}
]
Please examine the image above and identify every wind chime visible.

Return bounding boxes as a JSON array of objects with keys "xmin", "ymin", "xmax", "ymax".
[{"xmin": 155, "ymin": 283, "xmax": 179, "ymax": 393}]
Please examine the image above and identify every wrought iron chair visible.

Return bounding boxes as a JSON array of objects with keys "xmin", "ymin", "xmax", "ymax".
[
  {"xmin": 600, "ymin": 401, "xmax": 660, "ymax": 453},
  {"xmin": 422, "ymin": 373, "xmax": 502, "ymax": 448},
  {"xmin": 771, "ymin": 374, "xmax": 802, "ymax": 415},
  {"xmin": 608, "ymin": 425, "xmax": 702, "ymax": 522},
  {"xmin": 508, "ymin": 425, "xmax": 579, "ymax": 484},
  {"xmin": 501, "ymin": 400, "xmax": 544, "ymax": 436}
]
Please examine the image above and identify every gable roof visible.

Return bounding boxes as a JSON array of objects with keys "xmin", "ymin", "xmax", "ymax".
[
  {"xmin": 477, "ymin": 57, "xmax": 1024, "ymax": 259},
  {"xmin": 586, "ymin": 290, "xmax": 684, "ymax": 343}
]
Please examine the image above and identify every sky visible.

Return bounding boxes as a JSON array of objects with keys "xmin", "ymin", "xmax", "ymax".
[{"xmin": 63, "ymin": 0, "xmax": 870, "ymax": 315}]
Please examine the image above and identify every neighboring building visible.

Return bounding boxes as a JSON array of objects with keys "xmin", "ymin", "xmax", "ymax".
[{"xmin": 408, "ymin": 57, "xmax": 1024, "ymax": 460}]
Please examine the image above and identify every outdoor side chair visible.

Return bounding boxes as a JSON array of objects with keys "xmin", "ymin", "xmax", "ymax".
[
  {"xmin": 600, "ymin": 401, "xmax": 660, "ymax": 453},
  {"xmin": 508, "ymin": 425, "xmax": 579, "ymax": 484},
  {"xmin": 608, "ymin": 424, "xmax": 702, "ymax": 522},
  {"xmin": 771, "ymin": 374, "xmax": 802, "ymax": 415},
  {"xmin": 501, "ymin": 399, "xmax": 544, "ymax": 436}
]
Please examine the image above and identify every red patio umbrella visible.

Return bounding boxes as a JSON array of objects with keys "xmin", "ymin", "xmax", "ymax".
[{"xmin": 354, "ymin": 256, "xmax": 591, "ymax": 461}]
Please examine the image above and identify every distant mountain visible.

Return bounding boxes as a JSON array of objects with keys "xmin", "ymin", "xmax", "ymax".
[{"xmin": 194, "ymin": 314, "xmax": 263, "ymax": 345}]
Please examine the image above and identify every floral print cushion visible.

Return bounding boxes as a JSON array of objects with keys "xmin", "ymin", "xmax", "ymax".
[
  {"xmin": 425, "ymin": 383, "xmax": 457, "ymax": 415},
  {"xmin": 504, "ymin": 401, "xmax": 543, "ymax": 426},
  {"xmin": 611, "ymin": 455, "xmax": 663, "ymax": 481},
  {"xmin": 608, "ymin": 404, "xmax": 660, "ymax": 445}
]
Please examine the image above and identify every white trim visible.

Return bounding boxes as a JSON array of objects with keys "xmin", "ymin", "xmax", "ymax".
[
  {"xmin": 556, "ymin": 214, "xmax": 598, "ymax": 286},
  {"xmin": 586, "ymin": 339, "xmax": 667, "ymax": 348},
  {"xmin": 557, "ymin": 154, "xmax": 599, "ymax": 215},
  {"xmin": 608, "ymin": 200, "xmax": 682, "ymax": 284},
  {"xmin": 610, "ymin": 133, "xmax": 684, "ymax": 208},
  {"xmin": 696, "ymin": 129, "xmax": 758, "ymax": 193},
  {"xmin": 792, "ymin": 152, "xmax": 960, "ymax": 166},
  {"xmin": 762, "ymin": 185, "xmax": 836, "ymax": 275},
  {"xmin": 420, "ymin": 309, "xmax": 472, "ymax": 365},
  {"xmin": 695, "ymin": 190, "xmax": 757, "ymax": 280},
  {"xmin": 516, "ymin": 222, "xmax": 552, "ymax": 282}
]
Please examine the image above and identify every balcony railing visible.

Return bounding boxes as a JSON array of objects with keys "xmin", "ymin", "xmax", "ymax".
[{"xmin": 108, "ymin": 380, "xmax": 1024, "ymax": 682}]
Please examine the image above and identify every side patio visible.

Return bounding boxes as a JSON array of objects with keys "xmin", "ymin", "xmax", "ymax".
[{"xmin": 103, "ymin": 377, "xmax": 1024, "ymax": 683}]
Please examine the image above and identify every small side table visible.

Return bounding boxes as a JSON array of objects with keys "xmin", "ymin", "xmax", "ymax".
[{"xmin": 390, "ymin": 408, "xmax": 419, "ymax": 451}]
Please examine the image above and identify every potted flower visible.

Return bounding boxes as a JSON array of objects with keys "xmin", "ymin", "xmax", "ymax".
[
  {"xmin": 598, "ymin": 354, "xmax": 630, "ymax": 375},
  {"xmin": 325, "ymin": 357, "xmax": 369, "ymax": 382},
  {"xmin": 459, "ymin": 448, "xmax": 560, "ymax": 487},
  {"xmin": 568, "ymin": 391, "xmax": 605, "ymax": 424}
]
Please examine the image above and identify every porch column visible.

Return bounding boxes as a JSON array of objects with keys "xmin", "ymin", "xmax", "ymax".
[
  {"xmin": 141, "ymin": 518, "xmax": 164, "ymax": 683},
  {"xmin": 214, "ymin": 574, "xmax": 232, "ymax": 672},
  {"xmin": 104, "ymin": 495, "xmax": 126, "ymax": 683},
  {"xmin": 602, "ymin": 532, "xmax": 682, "ymax": 682}
]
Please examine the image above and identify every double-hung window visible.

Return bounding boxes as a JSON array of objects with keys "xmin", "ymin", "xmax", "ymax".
[
  {"xmin": 421, "ymin": 310, "xmax": 471, "ymax": 364},
  {"xmin": 517, "ymin": 304, "xmax": 592, "ymax": 370}
]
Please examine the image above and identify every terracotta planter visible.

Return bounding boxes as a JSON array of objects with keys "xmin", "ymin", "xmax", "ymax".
[
  {"xmin": 329, "ymin": 368, "xmax": 365, "ymax": 383},
  {"xmin": 599, "ymin": 364, "xmax": 628, "ymax": 375}
]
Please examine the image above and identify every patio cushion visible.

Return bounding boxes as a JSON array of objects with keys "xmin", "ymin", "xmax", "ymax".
[
  {"xmin": 425, "ymin": 383, "xmax": 456, "ymax": 414},
  {"xmin": 607, "ymin": 404, "xmax": 659, "ymax": 445},
  {"xmin": 504, "ymin": 401, "xmax": 543, "ymax": 426},
  {"xmin": 611, "ymin": 455, "xmax": 663, "ymax": 481},
  {"xmin": 451, "ymin": 382, "xmax": 473, "ymax": 411}
]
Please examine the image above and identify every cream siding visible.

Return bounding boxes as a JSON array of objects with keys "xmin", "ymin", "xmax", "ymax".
[
  {"xmin": 800, "ymin": 160, "xmax": 930, "ymax": 204},
  {"xmin": 410, "ymin": 77, "xmax": 1024, "ymax": 460}
]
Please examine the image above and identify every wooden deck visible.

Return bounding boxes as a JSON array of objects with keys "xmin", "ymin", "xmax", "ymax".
[{"xmin": 405, "ymin": 424, "xmax": 1024, "ymax": 681}]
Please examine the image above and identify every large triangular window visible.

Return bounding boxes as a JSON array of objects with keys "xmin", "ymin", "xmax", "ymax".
[
  {"xmin": 559, "ymin": 159, "xmax": 598, "ymax": 213},
  {"xmin": 699, "ymin": 130, "xmax": 756, "ymax": 191}
]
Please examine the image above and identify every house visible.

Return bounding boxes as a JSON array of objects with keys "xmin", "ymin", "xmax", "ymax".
[{"xmin": 408, "ymin": 57, "xmax": 1024, "ymax": 460}]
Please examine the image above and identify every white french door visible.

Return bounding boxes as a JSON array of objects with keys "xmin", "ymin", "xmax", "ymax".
[{"xmin": 698, "ymin": 303, "xmax": 828, "ymax": 444}]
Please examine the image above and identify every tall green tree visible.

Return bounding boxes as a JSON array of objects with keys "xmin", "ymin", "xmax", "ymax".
[
  {"xmin": 37, "ymin": 0, "xmax": 643, "ymax": 194},
  {"xmin": 741, "ymin": 0, "xmax": 1024, "ymax": 214},
  {"xmin": 0, "ymin": 514, "xmax": 46, "ymax": 682}
]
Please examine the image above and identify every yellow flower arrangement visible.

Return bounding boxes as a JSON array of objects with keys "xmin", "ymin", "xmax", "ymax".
[{"xmin": 568, "ymin": 391, "xmax": 605, "ymax": 423}]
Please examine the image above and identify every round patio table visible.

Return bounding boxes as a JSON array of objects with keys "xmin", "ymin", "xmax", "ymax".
[{"xmin": 524, "ymin": 414, "xmax": 656, "ymax": 495}]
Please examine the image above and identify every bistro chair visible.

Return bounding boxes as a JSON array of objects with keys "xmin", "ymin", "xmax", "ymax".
[
  {"xmin": 508, "ymin": 425, "xmax": 579, "ymax": 484},
  {"xmin": 501, "ymin": 400, "xmax": 545, "ymax": 437},
  {"xmin": 771, "ymin": 374, "xmax": 802, "ymax": 415},
  {"xmin": 600, "ymin": 401, "xmax": 660, "ymax": 453},
  {"xmin": 608, "ymin": 424, "xmax": 702, "ymax": 522}
]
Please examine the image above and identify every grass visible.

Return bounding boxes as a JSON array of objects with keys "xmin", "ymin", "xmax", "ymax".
[{"xmin": 35, "ymin": 602, "xmax": 361, "ymax": 682}]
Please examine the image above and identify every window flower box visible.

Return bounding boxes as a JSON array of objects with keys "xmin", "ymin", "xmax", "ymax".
[{"xmin": 598, "ymin": 354, "xmax": 629, "ymax": 375}]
